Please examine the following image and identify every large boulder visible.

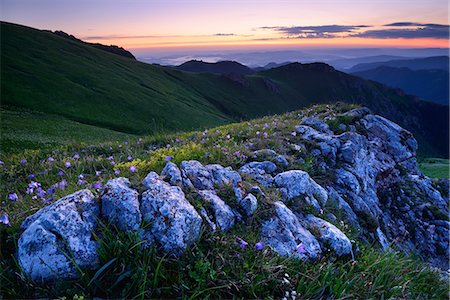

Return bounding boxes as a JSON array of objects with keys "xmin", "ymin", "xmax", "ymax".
[
  {"xmin": 304, "ymin": 215, "xmax": 353, "ymax": 256},
  {"xmin": 274, "ymin": 170, "xmax": 328, "ymax": 211},
  {"xmin": 140, "ymin": 174, "xmax": 202, "ymax": 255},
  {"xmin": 180, "ymin": 160, "xmax": 214, "ymax": 190},
  {"xmin": 206, "ymin": 164, "xmax": 245, "ymax": 201},
  {"xmin": 161, "ymin": 162, "xmax": 183, "ymax": 186},
  {"xmin": 239, "ymin": 161, "xmax": 277, "ymax": 187},
  {"xmin": 18, "ymin": 190, "xmax": 100, "ymax": 281},
  {"xmin": 101, "ymin": 178, "xmax": 141, "ymax": 231},
  {"xmin": 197, "ymin": 190, "xmax": 235, "ymax": 232},
  {"xmin": 261, "ymin": 201, "xmax": 321, "ymax": 260}
]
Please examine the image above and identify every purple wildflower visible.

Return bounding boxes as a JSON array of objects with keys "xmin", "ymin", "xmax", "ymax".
[
  {"xmin": 95, "ymin": 171, "xmax": 102, "ymax": 176},
  {"xmin": 59, "ymin": 179, "xmax": 68, "ymax": 190},
  {"xmin": 164, "ymin": 156, "xmax": 173, "ymax": 161},
  {"xmin": 0, "ymin": 214, "xmax": 10, "ymax": 226},
  {"xmin": 0, "ymin": 161, "xmax": 4, "ymax": 166},
  {"xmin": 73, "ymin": 153, "xmax": 80, "ymax": 159},
  {"xmin": 166, "ymin": 144, "xmax": 171, "ymax": 148},
  {"xmin": 20, "ymin": 159, "xmax": 27, "ymax": 164},
  {"xmin": 47, "ymin": 187, "xmax": 55, "ymax": 195},
  {"xmin": 226, "ymin": 134, "xmax": 231, "ymax": 139},
  {"xmin": 237, "ymin": 237, "xmax": 248, "ymax": 249},
  {"xmin": 58, "ymin": 171, "xmax": 65, "ymax": 176},
  {"xmin": 263, "ymin": 132, "xmax": 268, "ymax": 138},
  {"xmin": 92, "ymin": 182, "xmax": 102, "ymax": 189},
  {"xmin": 291, "ymin": 131, "xmax": 297, "ymax": 136},
  {"xmin": 296, "ymin": 243, "xmax": 306, "ymax": 254},
  {"xmin": 129, "ymin": 165, "xmax": 137, "ymax": 173},
  {"xmin": 77, "ymin": 179, "xmax": 87, "ymax": 186},
  {"xmin": 175, "ymin": 138, "xmax": 180, "ymax": 143},
  {"xmin": 110, "ymin": 161, "xmax": 116, "ymax": 166},
  {"xmin": 38, "ymin": 189, "xmax": 46, "ymax": 198},
  {"xmin": 47, "ymin": 157, "xmax": 55, "ymax": 163},
  {"xmin": 256, "ymin": 131, "xmax": 260, "ymax": 135},
  {"xmin": 64, "ymin": 161, "xmax": 71, "ymax": 168},
  {"xmin": 107, "ymin": 156, "xmax": 114, "ymax": 161},
  {"xmin": 114, "ymin": 169, "xmax": 120, "ymax": 175},
  {"xmin": 255, "ymin": 242, "xmax": 264, "ymax": 251},
  {"xmin": 127, "ymin": 155, "xmax": 132, "ymax": 161},
  {"xmin": 28, "ymin": 174, "xmax": 35, "ymax": 179},
  {"xmin": 8, "ymin": 193, "xmax": 18, "ymax": 201}
]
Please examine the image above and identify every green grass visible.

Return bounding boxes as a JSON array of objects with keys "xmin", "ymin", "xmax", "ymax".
[
  {"xmin": 418, "ymin": 158, "xmax": 450, "ymax": 178},
  {"xmin": 0, "ymin": 107, "xmax": 133, "ymax": 154},
  {"xmin": 0, "ymin": 104, "xmax": 447, "ymax": 298},
  {"xmin": 1, "ymin": 21, "xmax": 448, "ymax": 157}
]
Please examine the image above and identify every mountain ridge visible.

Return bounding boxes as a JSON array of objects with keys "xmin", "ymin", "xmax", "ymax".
[{"xmin": 1, "ymin": 21, "xmax": 448, "ymax": 157}]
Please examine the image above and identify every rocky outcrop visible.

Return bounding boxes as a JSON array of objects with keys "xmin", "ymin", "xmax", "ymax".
[
  {"xmin": 140, "ymin": 172, "xmax": 202, "ymax": 255},
  {"xmin": 18, "ymin": 190, "xmax": 100, "ymax": 281},
  {"xmin": 101, "ymin": 178, "xmax": 141, "ymax": 231},
  {"xmin": 16, "ymin": 107, "xmax": 449, "ymax": 282}
]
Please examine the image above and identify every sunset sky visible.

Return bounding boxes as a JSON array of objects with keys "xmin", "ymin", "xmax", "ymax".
[{"xmin": 2, "ymin": 0, "xmax": 449, "ymax": 51}]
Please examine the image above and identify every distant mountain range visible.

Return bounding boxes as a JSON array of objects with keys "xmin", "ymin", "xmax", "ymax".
[
  {"xmin": 349, "ymin": 56, "xmax": 449, "ymax": 105},
  {"xmin": 348, "ymin": 56, "xmax": 449, "ymax": 73},
  {"xmin": 176, "ymin": 60, "xmax": 254, "ymax": 75},
  {"xmin": 1, "ymin": 22, "xmax": 448, "ymax": 157},
  {"xmin": 352, "ymin": 67, "xmax": 449, "ymax": 105}
]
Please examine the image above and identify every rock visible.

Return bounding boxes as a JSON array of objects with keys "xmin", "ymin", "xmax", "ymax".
[
  {"xmin": 161, "ymin": 162, "xmax": 183, "ymax": 186},
  {"xmin": 325, "ymin": 187, "xmax": 360, "ymax": 229},
  {"xmin": 252, "ymin": 149, "xmax": 289, "ymax": 168},
  {"xmin": 301, "ymin": 116, "xmax": 332, "ymax": 133},
  {"xmin": 18, "ymin": 190, "xmax": 99, "ymax": 281},
  {"xmin": 198, "ymin": 207, "xmax": 217, "ymax": 232},
  {"xmin": 206, "ymin": 164, "xmax": 245, "ymax": 201},
  {"xmin": 142, "ymin": 171, "xmax": 161, "ymax": 189},
  {"xmin": 361, "ymin": 115, "xmax": 416, "ymax": 162},
  {"xmin": 239, "ymin": 193, "xmax": 258, "ymax": 216},
  {"xmin": 335, "ymin": 169, "xmax": 361, "ymax": 194},
  {"xmin": 239, "ymin": 161, "xmax": 277, "ymax": 187},
  {"xmin": 101, "ymin": 178, "xmax": 141, "ymax": 231},
  {"xmin": 140, "ymin": 175, "xmax": 202, "ymax": 255},
  {"xmin": 261, "ymin": 202, "xmax": 321, "ymax": 259},
  {"xmin": 304, "ymin": 215, "xmax": 353, "ymax": 256},
  {"xmin": 274, "ymin": 170, "xmax": 328, "ymax": 211},
  {"xmin": 341, "ymin": 107, "xmax": 371, "ymax": 119},
  {"xmin": 197, "ymin": 190, "xmax": 235, "ymax": 232},
  {"xmin": 180, "ymin": 160, "xmax": 214, "ymax": 190}
]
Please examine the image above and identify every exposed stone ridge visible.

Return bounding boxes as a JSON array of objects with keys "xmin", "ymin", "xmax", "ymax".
[{"xmin": 17, "ymin": 108, "xmax": 449, "ymax": 282}]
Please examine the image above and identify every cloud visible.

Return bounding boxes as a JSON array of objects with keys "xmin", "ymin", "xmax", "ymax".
[
  {"xmin": 214, "ymin": 33, "xmax": 235, "ymax": 36},
  {"xmin": 260, "ymin": 25, "xmax": 369, "ymax": 39},
  {"xmin": 353, "ymin": 23, "xmax": 449, "ymax": 39}
]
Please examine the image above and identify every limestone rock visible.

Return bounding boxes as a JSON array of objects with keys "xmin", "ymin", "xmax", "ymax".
[
  {"xmin": 141, "ymin": 175, "xmax": 202, "ymax": 255},
  {"xmin": 197, "ymin": 190, "xmax": 235, "ymax": 232},
  {"xmin": 261, "ymin": 201, "xmax": 321, "ymax": 260},
  {"xmin": 239, "ymin": 161, "xmax": 277, "ymax": 187},
  {"xmin": 180, "ymin": 160, "xmax": 214, "ymax": 190},
  {"xmin": 101, "ymin": 178, "xmax": 141, "ymax": 231},
  {"xmin": 304, "ymin": 215, "xmax": 353, "ymax": 256},
  {"xmin": 18, "ymin": 190, "xmax": 99, "ymax": 281},
  {"xmin": 274, "ymin": 170, "xmax": 328, "ymax": 210}
]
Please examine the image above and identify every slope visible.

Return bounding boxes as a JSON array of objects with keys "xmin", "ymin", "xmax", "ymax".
[
  {"xmin": 352, "ymin": 66, "xmax": 449, "ymax": 105},
  {"xmin": 348, "ymin": 56, "xmax": 449, "ymax": 73},
  {"xmin": 1, "ymin": 22, "xmax": 448, "ymax": 157}
]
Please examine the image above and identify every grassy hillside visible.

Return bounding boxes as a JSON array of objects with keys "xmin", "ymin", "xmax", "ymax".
[
  {"xmin": 352, "ymin": 66, "xmax": 449, "ymax": 105},
  {"xmin": 1, "ymin": 104, "xmax": 447, "ymax": 299},
  {"xmin": 1, "ymin": 22, "xmax": 448, "ymax": 157}
]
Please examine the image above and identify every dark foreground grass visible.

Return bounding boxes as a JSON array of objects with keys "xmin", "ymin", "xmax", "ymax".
[
  {"xmin": 1, "ymin": 220, "xmax": 448, "ymax": 299},
  {"xmin": 0, "ymin": 104, "xmax": 448, "ymax": 299}
]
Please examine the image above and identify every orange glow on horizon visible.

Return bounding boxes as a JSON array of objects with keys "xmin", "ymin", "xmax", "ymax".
[{"xmin": 82, "ymin": 36, "xmax": 450, "ymax": 50}]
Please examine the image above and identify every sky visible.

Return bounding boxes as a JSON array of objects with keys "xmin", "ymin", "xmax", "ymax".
[{"xmin": 2, "ymin": 0, "xmax": 449, "ymax": 53}]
